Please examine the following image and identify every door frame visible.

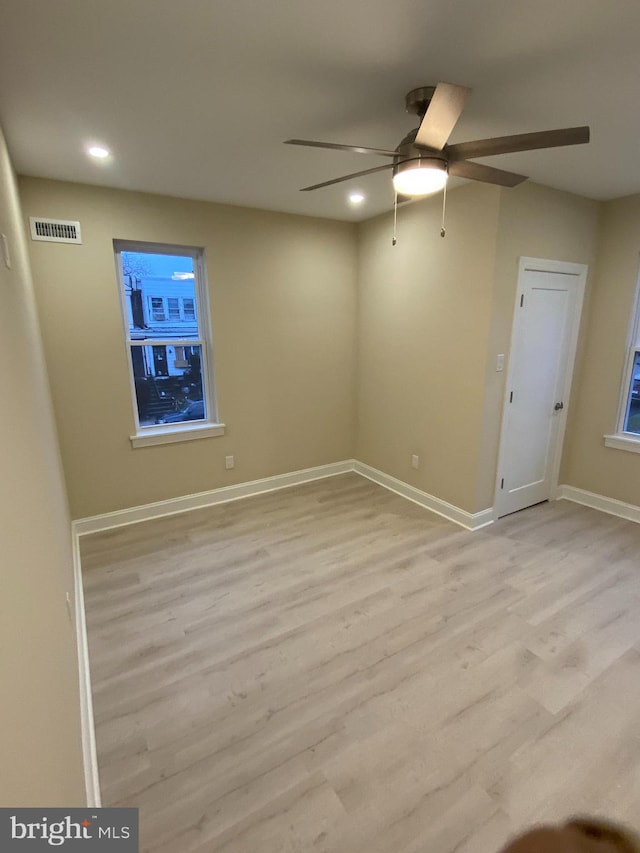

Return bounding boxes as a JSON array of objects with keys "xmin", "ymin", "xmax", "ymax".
[{"xmin": 494, "ymin": 257, "xmax": 588, "ymax": 518}]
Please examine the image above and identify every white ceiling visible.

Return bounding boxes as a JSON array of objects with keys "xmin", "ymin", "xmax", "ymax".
[{"xmin": 1, "ymin": 0, "xmax": 639, "ymax": 222}]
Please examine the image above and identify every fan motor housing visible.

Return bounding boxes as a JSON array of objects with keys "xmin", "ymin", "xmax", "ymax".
[
  {"xmin": 405, "ymin": 86, "xmax": 436, "ymax": 118},
  {"xmin": 395, "ymin": 130, "xmax": 448, "ymax": 170}
]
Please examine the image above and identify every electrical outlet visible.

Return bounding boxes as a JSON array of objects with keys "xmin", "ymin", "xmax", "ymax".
[
  {"xmin": 225, "ymin": 455, "xmax": 234, "ymax": 470},
  {"xmin": 411, "ymin": 454, "xmax": 419, "ymax": 469}
]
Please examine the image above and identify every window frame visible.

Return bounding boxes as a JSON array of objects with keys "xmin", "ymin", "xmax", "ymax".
[
  {"xmin": 149, "ymin": 296, "xmax": 166, "ymax": 322},
  {"xmin": 605, "ymin": 268, "xmax": 640, "ymax": 453},
  {"xmin": 167, "ymin": 296, "xmax": 181, "ymax": 321},
  {"xmin": 114, "ymin": 239, "xmax": 224, "ymax": 447},
  {"xmin": 183, "ymin": 297, "xmax": 196, "ymax": 321}
]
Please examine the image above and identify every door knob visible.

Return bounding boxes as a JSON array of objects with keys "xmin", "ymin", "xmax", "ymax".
[{"xmin": 554, "ymin": 402, "xmax": 564, "ymax": 411}]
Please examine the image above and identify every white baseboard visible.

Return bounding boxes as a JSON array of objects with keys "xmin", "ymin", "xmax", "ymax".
[
  {"xmin": 557, "ymin": 484, "xmax": 640, "ymax": 524},
  {"xmin": 74, "ymin": 458, "xmax": 497, "ymax": 536},
  {"xmin": 73, "ymin": 460, "xmax": 355, "ymax": 536},
  {"xmin": 353, "ymin": 461, "xmax": 495, "ymax": 531},
  {"xmin": 72, "ymin": 532, "xmax": 101, "ymax": 807}
]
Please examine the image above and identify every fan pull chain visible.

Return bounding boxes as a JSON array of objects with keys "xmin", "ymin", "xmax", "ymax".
[
  {"xmin": 440, "ymin": 178, "xmax": 448, "ymax": 238},
  {"xmin": 392, "ymin": 191, "xmax": 398, "ymax": 246}
]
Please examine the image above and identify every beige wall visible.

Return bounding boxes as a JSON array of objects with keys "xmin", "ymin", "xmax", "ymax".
[
  {"xmin": 355, "ymin": 181, "xmax": 600, "ymax": 515},
  {"xmin": 19, "ymin": 178, "xmax": 358, "ymax": 519},
  {"xmin": 476, "ymin": 183, "xmax": 600, "ymax": 511},
  {"xmin": 0, "ymin": 131, "xmax": 84, "ymax": 804},
  {"xmin": 561, "ymin": 194, "xmax": 640, "ymax": 505},
  {"xmin": 18, "ymin": 171, "xmax": 640, "ymax": 530},
  {"xmin": 355, "ymin": 183, "xmax": 502, "ymax": 513}
]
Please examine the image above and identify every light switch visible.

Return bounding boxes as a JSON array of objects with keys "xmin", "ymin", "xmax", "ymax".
[{"xmin": 496, "ymin": 354, "xmax": 505, "ymax": 372}]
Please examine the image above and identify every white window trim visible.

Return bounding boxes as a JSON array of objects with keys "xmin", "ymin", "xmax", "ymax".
[
  {"xmin": 114, "ymin": 239, "xmax": 224, "ymax": 447},
  {"xmin": 130, "ymin": 422, "xmax": 225, "ymax": 448},
  {"xmin": 604, "ymin": 260, "xmax": 640, "ymax": 453},
  {"xmin": 604, "ymin": 433, "xmax": 640, "ymax": 453}
]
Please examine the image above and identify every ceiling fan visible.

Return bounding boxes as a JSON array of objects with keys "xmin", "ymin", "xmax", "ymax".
[{"xmin": 285, "ymin": 83, "xmax": 590, "ymax": 197}]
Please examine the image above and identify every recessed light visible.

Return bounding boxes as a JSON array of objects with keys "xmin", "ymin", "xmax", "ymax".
[
  {"xmin": 348, "ymin": 192, "xmax": 365, "ymax": 205},
  {"xmin": 87, "ymin": 145, "xmax": 111, "ymax": 159}
]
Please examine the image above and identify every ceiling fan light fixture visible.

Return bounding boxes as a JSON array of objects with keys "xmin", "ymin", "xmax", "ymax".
[{"xmin": 392, "ymin": 157, "xmax": 448, "ymax": 196}]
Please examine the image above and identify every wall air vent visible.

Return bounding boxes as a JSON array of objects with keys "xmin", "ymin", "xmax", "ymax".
[{"xmin": 29, "ymin": 217, "xmax": 82, "ymax": 244}]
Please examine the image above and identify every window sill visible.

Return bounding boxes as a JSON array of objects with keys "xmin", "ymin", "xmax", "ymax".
[
  {"xmin": 604, "ymin": 433, "xmax": 640, "ymax": 454},
  {"xmin": 130, "ymin": 422, "xmax": 225, "ymax": 448}
]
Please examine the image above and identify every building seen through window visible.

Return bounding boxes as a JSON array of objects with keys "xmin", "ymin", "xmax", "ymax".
[
  {"xmin": 623, "ymin": 350, "xmax": 640, "ymax": 434},
  {"xmin": 117, "ymin": 245, "xmax": 214, "ymax": 428}
]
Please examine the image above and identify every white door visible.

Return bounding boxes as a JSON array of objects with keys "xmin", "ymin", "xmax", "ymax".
[{"xmin": 496, "ymin": 258, "xmax": 587, "ymax": 518}]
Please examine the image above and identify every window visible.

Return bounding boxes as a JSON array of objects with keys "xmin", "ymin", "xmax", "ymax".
[
  {"xmin": 183, "ymin": 298, "xmax": 196, "ymax": 321},
  {"xmin": 623, "ymin": 351, "xmax": 640, "ymax": 435},
  {"xmin": 605, "ymin": 275, "xmax": 640, "ymax": 452},
  {"xmin": 167, "ymin": 297, "xmax": 181, "ymax": 321},
  {"xmin": 115, "ymin": 241, "xmax": 223, "ymax": 446},
  {"xmin": 150, "ymin": 296, "xmax": 165, "ymax": 322}
]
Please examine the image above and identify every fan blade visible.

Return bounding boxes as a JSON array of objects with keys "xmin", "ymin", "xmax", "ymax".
[
  {"xmin": 415, "ymin": 82, "xmax": 472, "ymax": 150},
  {"xmin": 285, "ymin": 139, "xmax": 398, "ymax": 157},
  {"xmin": 448, "ymin": 160, "xmax": 528, "ymax": 187},
  {"xmin": 447, "ymin": 126, "xmax": 590, "ymax": 161},
  {"xmin": 300, "ymin": 163, "xmax": 393, "ymax": 192}
]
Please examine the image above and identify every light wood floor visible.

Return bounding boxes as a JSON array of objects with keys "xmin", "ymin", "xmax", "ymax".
[{"xmin": 81, "ymin": 473, "xmax": 640, "ymax": 853}]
